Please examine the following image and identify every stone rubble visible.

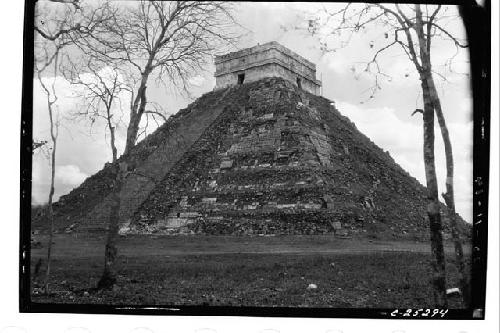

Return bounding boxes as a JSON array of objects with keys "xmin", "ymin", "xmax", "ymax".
[
  {"xmin": 127, "ymin": 77, "xmax": 469, "ymax": 240},
  {"xmin": 36, "ymin": 77, "xmax": 471, "ymax": 241}
]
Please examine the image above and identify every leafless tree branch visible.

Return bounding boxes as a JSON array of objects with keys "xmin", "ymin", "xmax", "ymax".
[{"xmin": 73, "ymin": 1, "xmax": 240, "ymax": 154}]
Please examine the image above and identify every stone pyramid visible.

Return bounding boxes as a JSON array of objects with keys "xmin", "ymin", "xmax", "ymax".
[{"xmin": 41, "ymin": 77, "xmax": 469, "ymax": 240}]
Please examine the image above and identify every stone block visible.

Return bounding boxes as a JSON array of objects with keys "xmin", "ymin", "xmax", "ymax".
[
  {"xmin": 266, "ymin": 201, "xmax": 277, "ymax": 208},
  {"xmin": 331, "ymin": 221, "xmax": 342, "ymax": 230},
  {"xmin": 162, "ymin": 217, "xmax": 190, "ymax": 228},
  {"xmin": 220, "ymin": 159, "xmax": 233, "ymax": 169},
  {"xmin": 335, "ymin": 229, "xmax": 349, "ymax": 237},
  {"xmin": 118, "ymin": 220, "xmax": 131, "ymax": 235},
  {"xmin": 303, "ymin": 203, "xmax": 322, "ymax": 209},
  {"xmin": 179, "ymin": 212, "xmax": 201, "ymax": 218},
  {"xmin": 258, "ymin": 113, "xmax": 274, "ymax": 120},
  {"xmin": 179, "ymin": 196, "xmax": 189, "ymax": 207},
  {"xmin": 277, "ymin": 203, "xmax": 297, "ymax": 209}
]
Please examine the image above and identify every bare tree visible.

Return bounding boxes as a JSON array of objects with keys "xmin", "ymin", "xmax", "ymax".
[
  {"xmin": 306, "ymin": 3, "xmax": 471, "ymax": 307},
  {"xmin": 413, "ymin": 4, "xmax": 470, "ymax": 307},
  {"xmin": 34, "ymin": 0, "xmax": 114, "ymax": 294},
  {"xmin": 57, "ymin": 1, "xmax": 239, "ymax": 290},
  {"xmin": 35, "ymin": 53, "xmax": 60, "ymax": 295},
  {"xmin": 63, "ymin": 57, "xmax": 128, "ymax": 162},
  {"xmin": 76, "ymin": 1, "xmax": 239, "ymax": 154},
  {"xmin": 34, "ymin": 0, "xmax": 74, "ymax": 294},
  {"xmin": 62, "ymin": 55, "xmax": 132, "ymax": 289}
]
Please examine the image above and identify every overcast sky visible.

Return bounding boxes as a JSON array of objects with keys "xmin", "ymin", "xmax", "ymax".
[{"xmin": 32, "ymin": 2, "xmax": 473, "ymax": 222}]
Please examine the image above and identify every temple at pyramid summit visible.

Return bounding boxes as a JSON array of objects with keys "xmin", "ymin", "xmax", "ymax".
[
  {"xmin": 214, "ymin": 41, "xmax": 322, "ymax": 95},
  {"xmin": 37, "ymin": 42, "xmax": 469, "ymax": 241}
]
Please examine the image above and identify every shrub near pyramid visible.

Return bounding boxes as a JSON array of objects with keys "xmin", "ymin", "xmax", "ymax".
[{"xmin": 118, "ymin": 77, "xmax": 469, "ymax": 241}]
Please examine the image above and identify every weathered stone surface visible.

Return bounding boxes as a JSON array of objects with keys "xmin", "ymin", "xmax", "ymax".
[
  {"xmin": 126, "ymin": 77, "xmax": 469, "ymax": 240},
  {"xmin": 37, "ymin": 85, "xmax": 241, "ymax": 233},
  {"xmin": 214, "ymin": 41, "xmax": 321, "ymax": 95},
  {"xmin": 39, "ymin": 76, "xmax": 471, "ymax": 241}
]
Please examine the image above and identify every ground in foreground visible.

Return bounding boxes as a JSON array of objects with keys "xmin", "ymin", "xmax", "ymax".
[{"xmin": 30, "ymin": 234, "xmax": 470, "ymax": 308}]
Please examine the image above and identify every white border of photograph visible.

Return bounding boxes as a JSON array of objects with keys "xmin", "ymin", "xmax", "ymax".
[{"xmin": 1, "ymin": 1, "xmax": 498, "ymax": 333}]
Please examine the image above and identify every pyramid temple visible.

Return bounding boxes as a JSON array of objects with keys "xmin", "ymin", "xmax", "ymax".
[{"xmin": 39, "ymin": 42, "xmax": 469, "ymax": 240}]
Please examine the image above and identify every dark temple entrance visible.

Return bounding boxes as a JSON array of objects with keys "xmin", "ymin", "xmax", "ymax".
[{"xmin": 237, "ymin": 73, "xmax": 245, "ymax": 84}]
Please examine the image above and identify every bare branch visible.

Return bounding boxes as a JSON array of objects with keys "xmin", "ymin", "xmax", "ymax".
[
  {"xmin": 426, "ymin": 5, "xmax": 442, "ymax": 54},
  {"xmin": 62, "ymin": 54, "xmax": 127, "ymax": 162},
  {"xmin": 375, "ymin": 4, "xmax": 423, "ymax": 72},
  {"xmin": 428, "ymin": 22, "xmax": 468, "ymax": 48},
  {"xmin": 73, "ymin": 1, "xmax": 240, "ymax": 154}
]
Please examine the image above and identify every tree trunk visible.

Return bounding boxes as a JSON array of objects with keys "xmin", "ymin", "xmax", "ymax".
[
  {"xmin": 414, "ymin": 4, "xmax": 448, "ymax": 307},
  {"xmin": 426, "ymin": 75, "xmax": 470, "ymax": 307},
  {"xmin": 421, "ymin": 75, "xmax": 448, "ymax": 307},
  {"xmin": 43, "ymin": 139, "xmax": 56, "ymax": 294},
  {"xmin": 123, "ymin": 70, "xmax": 151, "ymax": 155},
  {"xmin": 124, "ymin": 90, "xmax": 147, "ymax": 155},
  {"xmin": 43, "ymin": 98, "xmax": 58, "ymax": 295},
  {"xmin": 124, "ymin": 110, "xmax": 140, "ymax": 156},
  {"xmin": 110, "ymin": 129, "xmax": 117, "ymax": 162},
  {"xmin": 108, "ymin": 121, "xmax": 117, "ymax": 163},
  {"xmin": 97, "ymin": 163, "xmax": 123, "ymax": 289},
  {"xmin": 98, "ymin": 93, "xmax": 123, "ymax": 290}
]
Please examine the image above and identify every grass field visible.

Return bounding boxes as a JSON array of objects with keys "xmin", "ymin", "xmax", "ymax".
[{"xmin": 30, "ymin": 234, "xmax": 470, "ymax": 308}]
